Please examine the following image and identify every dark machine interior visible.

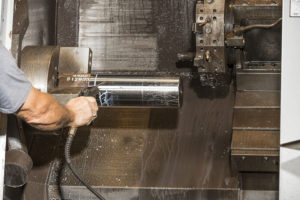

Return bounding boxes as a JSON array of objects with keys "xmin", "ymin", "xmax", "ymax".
[{"xmin": 4, "ymin": 0, "xmax": 281, "ymax": 199}]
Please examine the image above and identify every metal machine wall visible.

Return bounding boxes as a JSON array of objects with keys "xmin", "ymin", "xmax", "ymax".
[
  {"xmin": 21, "ymin": 0, "xmax": 282, "ymax": 199},
  {"xmin": 23, "ymin": 0, "xmax": 240, "ymax": 199}
]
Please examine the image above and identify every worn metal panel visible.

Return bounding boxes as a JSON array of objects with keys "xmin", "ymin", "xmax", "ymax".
[
  {"xmin": 233, "ymin": 109, "xmax": 280, "ymax": 130},
  {"xmin": 233, "ymin": 0, "xmax": 281, "ymax": 6},
  {"xmin": 79, "ymin": 0, "xmax": 196, "ymax": 72},
  {"xmin": 242, "ymin": 62, "xmax": 281, "ymax": 71},
  {"xmin": 235, "ymin": 91, "xmax": 280, "ymax": 108},
  {"xmin": 57, "ymin": 0, "xmax": 80, "ymax": 46},
  {"xmin": 232, "ymin": 1, "xmax": 282, "ymax": 23},
  {"xmin": 231, "ymin": 130, "xmax": 279, "ymax": 150},
  {"xmin": 22, "ymin": 0, "xmax": 56, "ymax": 47},
  {"xmin": 58, "ymin": 47, "xmax": 92, "ymax": 74},
  {"xmin": 231, "ymin": 154, "xmax": 279, "ymax": 172},
  {"xmin": 241, "ymin": 173, "xmax": 279, "ymax": 191},
  {"xmin": 51, "ymin": 187, "xmax": 238, "ymax": 200},
  {"xmin": 236, "ymin": 72, "xmax": 281, "ymax": 91},
  {"xmin": 241, "ymin": 190, "xmax": 278, "ymax": 200},
  {"xmin": 244, "ymin": 25, "xmax": 282, "ymax": 62},
  {"xmin": 231, "ymin": 130, "xmax": 279, "ymax": 172},
  {"xmin": 79, "ymin": 0, "xmax": 158, "ymax": 71}
]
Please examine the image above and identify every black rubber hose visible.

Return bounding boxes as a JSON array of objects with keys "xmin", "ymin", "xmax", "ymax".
[{"xmin": 65, "ymin": 134, "xmax": 106, "ymax": 200}]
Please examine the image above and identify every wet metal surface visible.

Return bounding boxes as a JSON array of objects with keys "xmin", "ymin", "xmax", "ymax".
[{"xmin": 42, "ymin": 80, "xmax": 239, "ymax": 199}]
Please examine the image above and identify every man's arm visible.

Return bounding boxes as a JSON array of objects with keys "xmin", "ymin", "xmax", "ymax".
[
  {"xmin": 17, "ymin": 88, "xmax": 98, "ymax": 131},
  {"xmin": 0, "ymin": 42, "xmax": 98, "ymax": 131}
]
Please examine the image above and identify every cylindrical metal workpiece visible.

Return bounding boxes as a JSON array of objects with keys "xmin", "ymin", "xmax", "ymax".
[{"xmin": 81, "ymin": 77, "xmax": 182, "ymax": 107}]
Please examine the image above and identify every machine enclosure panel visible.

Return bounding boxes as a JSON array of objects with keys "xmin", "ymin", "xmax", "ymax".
[
  {"xmin": 281, "ymin": 1, "xmax": 300, "ymax": 200},
  {"xmin": 281, "ymin": 0, "xmax": 300, "ymax": 144}
]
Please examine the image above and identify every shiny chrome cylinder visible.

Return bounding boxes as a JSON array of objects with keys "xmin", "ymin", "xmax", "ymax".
[{"xmin": 83, "ymin": 77, "xmax": 182, "ymax": 107}]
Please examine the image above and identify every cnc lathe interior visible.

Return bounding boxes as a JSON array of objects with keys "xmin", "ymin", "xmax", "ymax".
[{"xmin": 3, "ymin": 0, "xmax": 285, "ymax": 200}]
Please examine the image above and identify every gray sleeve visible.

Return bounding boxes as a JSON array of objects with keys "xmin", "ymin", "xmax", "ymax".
[{"xmin": 0, "ymin": 42, "xmax": 32, "ymax": 114}]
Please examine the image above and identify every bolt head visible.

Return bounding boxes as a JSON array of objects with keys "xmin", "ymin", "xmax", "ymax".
[
  {"xmin": 205, "ymin": 27, "xmax": 212, "ymax": 34},
  {"xmin": 264, "ymin": 157, "xmax": 269, "ymax": 161}
]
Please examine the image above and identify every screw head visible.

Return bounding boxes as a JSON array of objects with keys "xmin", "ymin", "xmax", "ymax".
[
  {"xmin": 264, "ymin": 157, "xmax": 269, "ymax": 161},
  {"xmin": 205, "ymin": 27, "xmax": 212, "ymax": 34}
]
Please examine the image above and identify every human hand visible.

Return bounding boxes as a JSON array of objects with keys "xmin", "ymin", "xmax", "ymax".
[{"xmin": 65, "ymin": 97, "xmax": 98, "ymax": 127}]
